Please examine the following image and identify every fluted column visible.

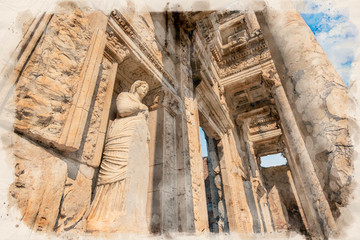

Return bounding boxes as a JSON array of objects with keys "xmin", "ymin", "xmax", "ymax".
[
  {"xmin": 262, "ymin": 70, "xmax": 336, "ymax": 238},
  {"xmin": 257, "ymin": 2, "xmax": 352, "ymax": 219}
]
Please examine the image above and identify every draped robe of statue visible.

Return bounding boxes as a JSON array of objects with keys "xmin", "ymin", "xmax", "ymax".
[{"xmin": 86, "ymin": 90, "xmax": 150, "ymax": 233}]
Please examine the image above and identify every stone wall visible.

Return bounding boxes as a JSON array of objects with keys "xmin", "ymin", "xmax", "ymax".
[
  {"xmin": 261, "ymin": 165, "xmax": 307, "ymax": 233},
  {"xmin": 7, "ymin": 9, "xmax": 110, "ymax": 233}
]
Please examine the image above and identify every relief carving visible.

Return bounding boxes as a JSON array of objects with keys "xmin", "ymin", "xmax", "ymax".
[
  {"xmin": 110, "ymin": 10, "xmax": 176, "ymax": 89},
  {"xmin": 215, "ymin": 48, "xmax": 271, "ymax": 78},
  {"xmin": 106, "ymin": 31, "xmax": 130, "ymax": 62},
  {"xmin": 86, "ymin": 80, "xmax": 150, "ymax": 233},
  {"xmin": 14, "ymin": 10, "xmax": 92, "ymax": 145},
  {"xmin": 80, "ymin": 56, "xmax": 114, "ymax": 167},
  {"xmin": 261, "ymin": 69, "xmax": 282, "ymax": 91}
]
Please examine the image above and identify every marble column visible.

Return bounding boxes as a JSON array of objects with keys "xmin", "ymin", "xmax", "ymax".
[
  {"xmin": 217, "ymin": 131, "xmax": 253, "ymax": 234},
  {"xmin": 184, "ymin": 93, "xmax": 209, "ymax": 233},
  {"xmin": 241, "ymin": 122, "xmax": 274, "ymax": 233},
  {"xmin": 285, "ymin": 165, "xmax": 309, "ymax": 233},
  {"xmin": 242, "ymin": 121, "xmax": 260, "ymax": 178},
  {"xmin": 267, "ymin": 185, "xmax": 289, "ymax": 231},
  {"xmin": 262, "ymin": 70, "xmax": 336, "ymax": 238},
  {"xmin": 257, "ymin": 2, "xmax": 352, "ymax": 217}
]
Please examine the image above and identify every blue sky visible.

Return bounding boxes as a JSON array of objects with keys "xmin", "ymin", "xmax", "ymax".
[
  {"xmin": 200, "ymin": 127, "xmax": 208, "ymax": 157},
  {"xmin": 300, "ymin": 2, "xmax": 358, "ymax": 86}
]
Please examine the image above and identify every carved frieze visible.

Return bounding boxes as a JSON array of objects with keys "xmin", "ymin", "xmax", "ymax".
[
  {"xmin": 193, "ymin": 11, "xmax": 272, "ymax": 80},
  {"xmin": 249, "ymin": 114, "xmax": 279, "ymax": 135},
  {"xmin": 105, "ymin": 31, "xmax": 130, "ymax": 62}
]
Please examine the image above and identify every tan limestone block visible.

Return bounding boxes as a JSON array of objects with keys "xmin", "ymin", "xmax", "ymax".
[
  {"xmin": 55, "ymin": 168, "xmax": 93, "ymax": 232},
  {"xmin": 8, "ymin": 133, "xmax": 67, "ymax": 232}
]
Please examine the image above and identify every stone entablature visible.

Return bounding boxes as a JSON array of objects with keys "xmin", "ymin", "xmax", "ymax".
[{"xmin": 110, "ymin": 10, "xmax": 177, "ymax": 91}]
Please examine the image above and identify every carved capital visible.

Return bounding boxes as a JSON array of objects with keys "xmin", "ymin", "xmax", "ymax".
[
  {"xmin": 261, "ymin": 69, "xmax": 281, "ymax": 90},
  {"xmin": 105, "ymin": 31, "xmax": 130, "ymax": 62},
  {"xmin": 143, "ymin": 87, "xmax": 180, "ymax": 116}
]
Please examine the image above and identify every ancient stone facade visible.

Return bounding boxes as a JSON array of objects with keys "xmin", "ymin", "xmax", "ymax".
[{"xmin": 0, "ymin": 2, "xmax": 353, "ymax": 240}]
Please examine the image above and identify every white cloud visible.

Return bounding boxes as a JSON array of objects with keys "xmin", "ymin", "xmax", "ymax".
[
  {"xmin": 316, "ymin": 21, "xmax": 357, "ymax": 85},
  {"xmin": 297, "ymin": 0, "xmax": 359, "ymax": 85}
]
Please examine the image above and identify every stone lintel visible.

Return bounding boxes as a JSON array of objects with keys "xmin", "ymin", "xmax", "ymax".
[
  {"xmin": 249, "ymin": 128, "xmax": 282, "ymax": 143},
  {"xmin": 196, "ymin": 79, "xmax": 233, "ymax": 139}
]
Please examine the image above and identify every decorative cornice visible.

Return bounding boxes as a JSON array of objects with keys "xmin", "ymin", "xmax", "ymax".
[
  {"xmin": 192, "ymin": 11, "xmax": 272, "ymax": 81},
  {"xmin": 110, "ymin": 10, "xmax": 176, "ymax": 89},
  {"xmin": 196, "ymin": 78, "xmax": 234, "ymax": 137},
  {"xmin": 217, "ymin": 50, "xmax": 271, "ymax": 79}
]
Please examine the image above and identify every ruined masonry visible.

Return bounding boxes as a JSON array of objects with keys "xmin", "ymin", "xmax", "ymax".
[{"xmin": 0, "ymin": 3, "xmax": 353, "ymax": 240}]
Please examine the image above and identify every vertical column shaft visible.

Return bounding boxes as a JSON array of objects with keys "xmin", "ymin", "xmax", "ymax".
[
  {"xmin": 184, "ymin": 97, "xmax": 209, "ymax": 232},
  {"xmin": 271, "ymin": 81, "xmax": 336, "ymax": 238},
  {"xmin": 217, "ymin": 132, "xmax": 253, "ymax": 234},
  {"xmin": 241, "ymin": 122, "xmax": 274, "ymax": 233},
  {"xmin": 257, "ymin": 2, "xmax": 352, "ymax": 217}
]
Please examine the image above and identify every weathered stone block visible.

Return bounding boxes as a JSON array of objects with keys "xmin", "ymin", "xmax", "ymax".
[
  {"xmin": 14, "ymin": 10, "xmax": 92, "ymax": 149},
  {"xmin": 79, "ymin": 56, "xmax": 117, "ymax": 167},
  {"xmin": 55, "ymin": 166, "xmax": 93, "ymax": 232},
  {"xmin": 8, "ymin": 133, "xmax": 67, "ymax": 232}
]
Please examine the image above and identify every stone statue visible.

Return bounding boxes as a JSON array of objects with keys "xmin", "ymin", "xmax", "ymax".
[{"xmin": 86, "ymin": 80, "xmax": 150, "ymax": 233}]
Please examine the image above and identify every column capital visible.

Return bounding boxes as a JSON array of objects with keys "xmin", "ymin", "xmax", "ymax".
[
  {"xmin": 105, "ymin": 31, "xmax": 130, "ymax": 63},
  {"xmin": 144, "ymin": 87, "xmax": 181, "ymax": 116},
  {"xmin": 261, "ymin": 69, "xmax": 281, "ymax": 91}
]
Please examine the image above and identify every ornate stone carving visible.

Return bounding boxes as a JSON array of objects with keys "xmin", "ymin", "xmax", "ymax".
[
  {"xmin": 86, "ymin": 80, "xmax": 150, "ymax": 233},
  {"xmin": 79, "ymin": 56, "xmax": 117, "ymax": 167},
  {"xmin": 261, "ymin": 69, "xmax": 281, "ymax": 90},
  {"xmin": 214, "ymin": 48, "xmax": 271, "ymax": 78},
  {"xmin": 106, "ymin": 31, "xmax": 130, "ymax": 62},
  {"xmin": 14, "ymin": 10, "xmax": 92, "ymax": 146},
  {"xmin": 110, "ymin": 10, "xmax": 176, "ymax": 89}
]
